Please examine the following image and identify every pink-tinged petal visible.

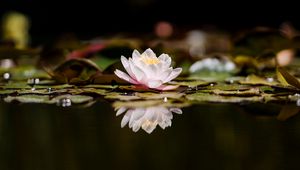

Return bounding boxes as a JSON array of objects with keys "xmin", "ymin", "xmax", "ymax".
[
  {"xmin": 143, "ymin": 48, "xmax": 157, "ymax": 58},
  {"xmin": 129, "ymin": 58, "xmax": 146, "ymax": 82},
  {"xmin": 116, "ymin": 107, "xmax": 127, "ymax": 116},
  {"xmin": 154, "ymin": 85, "xmax": 180, "ymax": 91},
  {"xmin": 147, "ymin": 80, "xmax": 163, "ymax": 88},
  {"xmin": 163, "ymin": 68, "xmax": 182, "ymax": 83},
  {"xmin": 114, "ymin": 69, "xmax": 139, "ymax": 84}
]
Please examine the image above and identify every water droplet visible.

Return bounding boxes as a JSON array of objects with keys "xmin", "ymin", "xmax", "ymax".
[
  {"xmin": 48, "ymin": 88, "xmax": 52, "ymax": 93},
  {"xmin": 186, "ymin": 86, "xmax": 193, "ymax": 91},
  {"xmin": 163, "ymin": 97, "xmax": 168, "ymax": 102},
  {"xmin": 3, "ymin": 72, "xmax": 10, "ymax": 80},
  {"xmin": 297, "ymin": 99, "xmax": 300, "ymax": 106},
  {"xmin": 57, "ymin": 98, "xmax": 72, "ymax": 107},
  {"xmin": 266, "ymin": 77, "xmax": 274, "ymax": 82},
  {"xmin": 27, "ymin": 78, "xmax": 40, "ymax": 85}
]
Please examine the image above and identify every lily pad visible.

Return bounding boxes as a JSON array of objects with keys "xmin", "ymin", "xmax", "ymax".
[
  {"xmin": 186, "ymin": 92, "xmax": 265, "ymax": 103},
  {"xmin": 113, "ymin": 99, "xmax": 190, "ymax": 109},
  {"xmin": 239, "ymin": 74, "xmax": 279, "ymax": 86},
  {"xmin": 169, "ymin": 80, "xmax": 212, "ymax": 87},
  {"xmin": 3, "ymin": 94, "xmax": 93, "ymax": 105}
]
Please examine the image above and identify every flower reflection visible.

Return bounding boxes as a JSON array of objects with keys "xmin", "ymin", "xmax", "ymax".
[{"xmin": 116, "ymin": 106, "xmax": 182, "ymax": 134}]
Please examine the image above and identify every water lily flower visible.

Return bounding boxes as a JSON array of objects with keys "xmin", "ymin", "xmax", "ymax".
[
  {"xmin": 114, "ymin": 48, "xmax": 182, "ymax": 90},
  {"xmin": 116, "ymin": 106, "xmax": 182, "ymax": 134}
]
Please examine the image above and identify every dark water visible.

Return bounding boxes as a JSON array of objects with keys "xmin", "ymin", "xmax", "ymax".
[{"xmin": 0, "ymin": 102, "xmax": 300, "ymax": 170}]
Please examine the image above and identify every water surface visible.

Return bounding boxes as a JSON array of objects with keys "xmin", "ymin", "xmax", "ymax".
[{"xmin": 0, "ymin": 102, "xmax": 299, "ymax": 170}]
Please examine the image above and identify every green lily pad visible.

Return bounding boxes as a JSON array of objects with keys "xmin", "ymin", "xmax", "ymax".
[
  {"xmin": 113, "ymin": 99, "xmax": 190, "ymax": 109},
  {"xmin": 239, "ymin": 74, "xmax": 279, "ymax": 86},
  {"xmin": 186, "ymin": 92, "xmax": 265, "ymax": 103},
  {"xmin": 3, "ymin": 94, "xmax": 93, "ymax": 105},
  {"xmin": 169, "ymin": 80, "xmax": 212, "ymax": 87}
]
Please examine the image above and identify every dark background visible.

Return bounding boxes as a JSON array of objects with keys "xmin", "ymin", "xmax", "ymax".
[{"xmin": 0, "ymin": 0, "xmax": 299, "ymax": 38}]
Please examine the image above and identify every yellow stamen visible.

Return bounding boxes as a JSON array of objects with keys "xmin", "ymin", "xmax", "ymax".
[{"xmin": 140, "ymin": 55, "xmax": 160, "ymax": 65}]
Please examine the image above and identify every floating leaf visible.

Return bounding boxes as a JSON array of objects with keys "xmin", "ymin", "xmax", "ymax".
[
  {"xmin": 186, "ymin": 92, "xmax": 265, "ymax": 103},
  {"xmin": 113, "ymin": 100, "xmax": 190, "ymax": 109},
  {"xmin": 105, "ymin": 92, "xmax": 140, "ymax": 101},
  {"xmin": 4, "ymin": 94, "xmax": 93, "ymax": 104},
  {"xmin": 239, "ymin": 74, "xmax": 279, "ymax": 86},
  {"xmin": 169, "ymin": 80, "xmax": 211, "ymax": 87},
  {"xmin": 211, "ymin": 88, "xmax": 260, "ymax": 96},
  {"xmin": 136, "ymin": 92, "xmax": 184, "ymax": 100}
]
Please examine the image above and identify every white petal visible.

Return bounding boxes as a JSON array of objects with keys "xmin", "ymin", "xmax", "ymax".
[
  {"xmin": 129, "ymin": 58, "xmax": 146, "ymax": 82},
  {"xmin": 114, "ymin": 69, "xmax": 138, "ymax": 84},
  {"xmin": 163, "ymin": 68, "xmax": 182, "ymax": 83},
  {"xmin": 170, "ymin": 108, "xmax": 182, "ymax": 114},
  {"xmin": 142, "ymin": 123, "xmax": 157, "ymax": 134},
  {"xmin": 121, "ymin": 114, "xmax": 130, "ymax": 127},
  {"xmin": 147, "ymin": 80, "xmax": 163, "ymax": 88},
  {"xmin": 132, "ymin": 50, "xmax": 141, "ymax": 62},
  {"xmin": 143, "ymin": 48, "xmax": 156, "ymax": 58},
  {"xmin": 146, "ymin": 64, "xmax": 158, "ymax": 78},
  {"xmin": 158, "ymin": 68, "xmax": 172, "ymax": 81},
  {"xmin": 158, "ymin": 54, "xmax": 171, "ymax": 68},
  {"xmin": 129, "ymin": 108, "xmax": 145, "ymax": 127},
  {"xmin": 116, "ymin": 107, "xmax": 127, "ymax": 116},
  {"xmin": 120, "ymin": 56, "xmax": 138, "ymax": 80},
  {"xmin": 132, "ymin": 123, "xmax": 141, "ymax": 132}
]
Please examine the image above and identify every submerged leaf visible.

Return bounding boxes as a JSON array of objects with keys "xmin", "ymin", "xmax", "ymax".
[
  {"xmin": 276, "ymin": 67, "xmax": 300, "ymax": 89},
  {"xmin": 47, "ymin": 58, "xmax": 101, "ymax": 84},
  {"xmin": 277, "ymin": 104, "xmax": 300, "ymax": 121}
]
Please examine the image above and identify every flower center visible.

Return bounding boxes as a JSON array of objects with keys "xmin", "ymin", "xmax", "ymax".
[
  {"xmin": 140, "ymin": 55, "xmax": 160, "ymax": 65},
  {"xmin": 142, "ymin": 119, "xmax": 157, "ymax": 128}
]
